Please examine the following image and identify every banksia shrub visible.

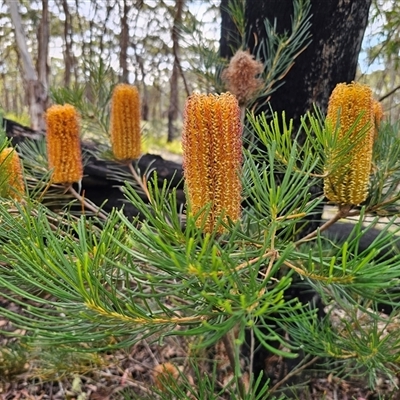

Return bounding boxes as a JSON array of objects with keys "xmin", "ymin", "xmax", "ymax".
[
  {"xmin": 110, "ymin": 84, "xmax": 141, "ymax": 161},
  {"xmin": 182, "ymin": 92, "xmax": 242, "ymax": 233},
  {"xmin": 0, "ymin": 147, "xmax": 25, "ymax": 200},
  {"xmin": 46, "ymin": 104, "xmax": 83, "ymax": 184},
  {"xmin": 324, "ymin": 82, "xmax": 374, "ymax": 206}
]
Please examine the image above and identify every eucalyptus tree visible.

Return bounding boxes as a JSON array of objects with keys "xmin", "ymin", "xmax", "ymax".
[
  {"xmin": 5, "ymin": 0, "xmax": 48, "ymax": 130},
  {"xmin": 2, "ymin": 0, "xmax": 219, "ymax": 132}
]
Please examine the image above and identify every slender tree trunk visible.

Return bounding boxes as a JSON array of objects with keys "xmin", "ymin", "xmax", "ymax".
[
  {"xmin": 1, "ymin": 74, "xmax": 10, "ymax": 111},
  {"xmin": 245, "ymin": 0, "xmax": 372, "ymax": 122},
  {"xmin": 62, "ymin": 0, "xmax": 73, "ymax": 86},
  {"xmin": 88, "ymin": 14, "xmax": 95, "ymax": 68},
  {"xmin": 97, "ymin": 0, "xmax": 113, "ymax": 59},
  {"xmin": 37, "ymin": 0, "xmax": 49, "ymax": 109},
  {"xmin": 119, "ymin": 0, "xmax": 130, "ymax": 83},
  {"xmin": 6, "ymin": 0, "xmax": 47, "ymax": 131},
  {"xmin": 135, "ymin": 53, "xmax": 149, "ymax": 121},
  {"xmin": 167, "ymin": 0, "xmax": 184, "ymax": 143},
  {"xmin": 74, "ymin": 0, "xmax": 84, "ymax": 82}
]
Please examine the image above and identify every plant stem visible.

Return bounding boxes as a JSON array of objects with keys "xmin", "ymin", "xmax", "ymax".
[
  {"xmin": 128, "ymin": 162, "xmax": 151, "ymax": 202},
  {"xmin": 222, "ymin": 331, "xmax": 247, "ymax": 399},
  {"xmin": 267, "ymin": 356, "xmax": 319, "ymax": 394},
  {"xmin": 68, "ymin": 185, "xmax": 109, "ymax": 221},
  {"xmin": 296, "ymin": 204, "xmax": 352, "ymax": 245},
  {"xmin": 249, "ymin": 326, "xmax": 255, "ymax": 386}
]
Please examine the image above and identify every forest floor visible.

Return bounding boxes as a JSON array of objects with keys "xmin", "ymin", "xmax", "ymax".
[{"xmin": 1, "ymin": 292, "xmax": 400, "ymax": 400}]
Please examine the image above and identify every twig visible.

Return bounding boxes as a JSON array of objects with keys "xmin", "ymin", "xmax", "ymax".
[
  {"xmin": 127, "ymin": 162, "xmax": 151, "ymax": 202},
  {"xmin": 379, "ymin": 84, "xmax": 400, "ymax": 102},
  {"xmin": 295, "ymin": 204, "xmax": 352, "ymax": 245},
  {"xmin": 249, "ymin": 326, "xmax": 255, "ymax": 384},
  {"xmin": 281, "ymin": 258, "xmax": 355, "ymax": 284},
  {"xmin": 142, "ymin": 338, "xmax": 159, "ymax": 366},
  {"xmin": 219, "ymin": 250, "xmax": 277, "ymax": 277},
  {"xmin": 267, "ymin": 356, "xmax": 319, "ymax": 394},
  {"xmin": 99, "ymin": 370, "xmax": 155, "ymax": 396},
  {"xmin": 68, "ymin": 185, "xmax": 109, "ymax": 221}
]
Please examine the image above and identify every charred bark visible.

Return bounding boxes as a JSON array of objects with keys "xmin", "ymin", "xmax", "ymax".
[
  {"xmin": 245, "ymin": 0, "xmax": 372, "ymax": 122},
  {"xmin": 219, "ymin": 0, "xmax": 242, "ymax": 59},
  {"xmin": 3, "ymin": 117, "xmax": 184, "ymax": 217}
]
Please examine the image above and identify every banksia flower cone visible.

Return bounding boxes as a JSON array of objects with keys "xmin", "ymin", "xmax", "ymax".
[
  {"xmin": 110, "ymin": 84, "xmax": 141, "ymax": 161},
  {"xmin": 182, "ymin": 92, "xmax": 242, "ymax": 233},
  {"xmin": 46, "ymin": 104, "xmax": 83, "ymax": 184},
  {"xmin": 222, "ymin": 50, "xmax": 263, "ymax": 106},
  {"xmin": 324, "ymin": 82, "xmax": 374, "ymax": 206},
  {"xmin": 0, "ymin": 147, "xmax": 25, "ymax": 200}
]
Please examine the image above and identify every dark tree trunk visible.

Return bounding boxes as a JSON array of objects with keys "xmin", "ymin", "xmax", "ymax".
[
  {"xmin": 245, "ymin": 0, "xmax": 372, "ymax": 122},
  {"xmin": 132, "ymin": 44, "xmax": 149, "ymax": 121},
  {"xmin": 241, "ymin": 0, "xmax": 373, "ymax": 389}
]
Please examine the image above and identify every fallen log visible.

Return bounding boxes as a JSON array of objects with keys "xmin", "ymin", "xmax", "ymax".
[
  {"xmin": 3, "ymin": 116, "xmax": 399, "ymax": 255},
  {"xmin": 2, "ymin": 117, "xmax": 185, "ymax": 217}
]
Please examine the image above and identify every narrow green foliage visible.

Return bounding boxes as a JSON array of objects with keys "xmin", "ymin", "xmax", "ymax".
[
  {"xmin": 2, "ymin": 104, "xmax": 400, "ymax": 397},
  {"xmin": 2, "ymin": 41, "xmax": 400, "ymax": 398}
]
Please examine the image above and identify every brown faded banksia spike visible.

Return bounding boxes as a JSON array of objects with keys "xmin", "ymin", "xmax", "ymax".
[
  {"xmin": 0, "ymin": 147, "xmax": 25, "ymax": 200},
  {"xmin": 110, "ymin": 84, "xmax": 141, "ymax": 161},
  {"xmin": 46, "ymin": 104, "xmax": 83, "ymax": 184},
  {"xmin": 222, "ymin": 50, "xmax": 263, "ymax": 106},
  {"xmin": 153, "ymin": 362, "xmax": 181, "ymax": 391},
  {"xmin": 182, "ymin": 92, "xmax": 242, "ymax": 233},
  {"xmin": 324, "ymin": 82, "xmax": 374, "ymax": 206}
]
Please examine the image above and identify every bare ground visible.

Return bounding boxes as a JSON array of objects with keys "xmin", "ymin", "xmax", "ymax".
[{"xmin": 1, "ymin": 294, "xmax": 400, "ymax": 400}]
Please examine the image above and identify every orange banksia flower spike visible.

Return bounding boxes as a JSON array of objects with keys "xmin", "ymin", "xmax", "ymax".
[
  {"xmin": 46, "ymin": 104, "xmax": 83, "ymax": 184},
  {"xmin": 182, "ymin": 92, "xmax": 243, "ymax": 234},
  {"xmin": 0, "ymin": 147, "xmax": 25, "ymax": 200},
  {"xmin": 110, "ymin": 84, "xmax": 141, "ymax": 161},
  {"xmin": 324, "ymin": 82, "xmax": 374, "ymax": 206}
]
